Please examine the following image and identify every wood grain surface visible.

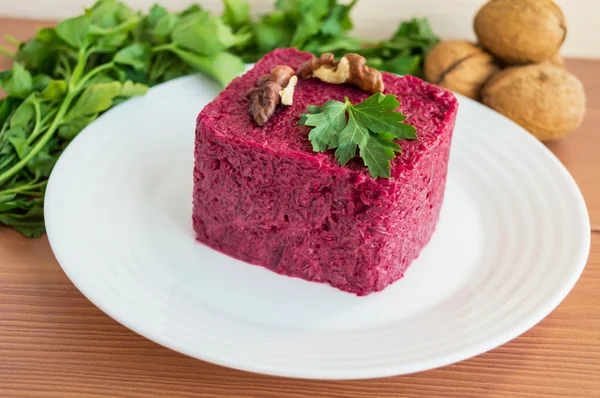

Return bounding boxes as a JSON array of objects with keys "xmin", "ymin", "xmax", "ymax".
[{"xmin": 1, "ymin": 18, "xmax": 600, "ymax": 398}]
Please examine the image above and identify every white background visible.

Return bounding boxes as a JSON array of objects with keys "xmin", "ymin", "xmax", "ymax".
[{"xmin": 1, "ymin": 0, "xmax": 598, "ymax": 58}]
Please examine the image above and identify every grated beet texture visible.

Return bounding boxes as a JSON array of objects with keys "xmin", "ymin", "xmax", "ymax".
[{"xmin": 192, "ymin": 48, "xmax": 458, "ymax": 296}]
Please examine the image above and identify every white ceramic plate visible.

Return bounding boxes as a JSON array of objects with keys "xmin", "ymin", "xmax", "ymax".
[{"xmin": 45, "ymin": 73, "xmax": 590, "ymax": 380}]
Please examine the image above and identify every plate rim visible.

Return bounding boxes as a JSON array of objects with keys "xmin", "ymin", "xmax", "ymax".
[{"xmin": 44, "ymin": 73, "xmax": 591, "ymax": 380}]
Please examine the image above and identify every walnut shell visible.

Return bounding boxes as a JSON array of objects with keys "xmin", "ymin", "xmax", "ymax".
[
  {"xmin": 474, "ymin": 0, "xmax": 567, "ymax": 64},
  {"xmin": 424, "ymin": 40, "xmax": 498, "ymax": 100},
  {"xmin": 549, "ymin": 52, "xmax": 564, "ymax": 67},
  {"xmin": 481, "ymin": 63, "xmax": 585, "ymax": 141}
]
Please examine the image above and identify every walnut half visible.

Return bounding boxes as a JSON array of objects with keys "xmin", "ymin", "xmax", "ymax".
[
  {"xmin": 246, "ymin": 65, "xmax": 296, "ymax": 126},
  {"xmin": 297, "ymin": 53, "xmax": 384, "ymax": 94}
]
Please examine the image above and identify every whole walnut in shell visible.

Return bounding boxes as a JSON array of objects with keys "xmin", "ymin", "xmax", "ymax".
[
  {"xmin": 481, "ymin": 63, "xmax": 586, "ymax": 141},
  {"xmin": 424, "ymin": 40, "xmax": 498, "ymax": 100},
  {"xmin": 474, "ymin": 0, "xmax": 567, "ymax": 64},
  {"xmin": 549, "ymin": 52, "xmax": 564, "ymax": 67}
]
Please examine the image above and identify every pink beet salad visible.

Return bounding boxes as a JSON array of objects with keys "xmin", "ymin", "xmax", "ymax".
[{"xmin": 192, "ymin": 48, "xmax": 458, "ymax": 296}]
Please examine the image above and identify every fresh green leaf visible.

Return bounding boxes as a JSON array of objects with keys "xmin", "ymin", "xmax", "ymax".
[
  {"xmin": 27, "ymin": 147, "xmax": 57, "ymax": 178},
  {"xmin": 8, "ymin": 135, "xmax": 30, "ymax": 159},
  {"xmin": 223, "ymin": 0, "xmax": 251, "ymax": 30},
  {"xmin": 94, "ymin": 33, "xmax": 129, "ymax": 52},
  {"xmin": 335, "ymin": 108, "xmax": 368, "ymax": 164},
  {"xmin": 114, "ymin": 43, "xmax": 151, "ymax": 71},
  {"xmin": 10, "ymin": 100, "xmax": 34, "ymax": 128},
  {"xmin": 89, "ymin": 0, "xmax": 121, "ymax": 28},
  {"xmin": 320, "ymin": 0, "xmax": 357, "ymax": 37},
  {"xmin": 87, "ymin": 16, "xmax": 140, "ymax": 37},
  {"xmin": 170, "ymin": 48, "xmax": 244, "ymax": 87},
  {"xmin": 172, "ymin": 12, "xmax": 245, "ymax": 55},
  {"xmin": 162, "ymin": 62, "xmax": 191, "ymax": 82},
  {"xmin": 381, "ymin": 55, "xmax": 421, "ymax": 76},
  {"xmin": 253, "ymin": 13, "xmax": 293, "ymax": 53},
  {"xmin": 359, "ymin": 132, "xmax": 400, "ymax": 178},
  {"xmin": 32, "ymin": 74, "xmax": 52, "ymax": 92},
  {"xmin": 66, "ymin": 81, "xmax": 122, "ymax": 119},
  {"xmin": 82, "ymin": 73, "xmax": 115, "ymax": 89},
  {"xmin": 148, "ymin": 52, "xmax": 178, "ymax": 83},
  {"xmin": 0, "ymin": 205, "xmax": 45, "ymax": 238},
  {"xmin": 298, "ymin": 100, "xmax": 347, "ymax": 152},
  {"xmin": 58, "ymin": 114, "xmax": 97, "ymax": 140},
  {"xmin": 55, "ymin": 15, "xmax": 92, "ymax": 48},
  {"xmin": 120, "ymin": 80, "xmax": 148, "ymax": 97},
  {"xmin": 89, "ymin": 0, "xmax": 136, "ymax": 29},
  {"xmin": 289, "ymin": 0, "xmax": 329, "ymax": 47},
  {"xmin": 0, "ymin": 62, "xmax": 32, "ymax": 99},
  {"xmin": 179, "ymin": 4, "xmax": 203, "ymax": 17},
  {"xmin": 352, "ymin": 92, "xmax": 417, "ymax": 139},
  {"xmin": 36, "ymin": 28, "xmax": 59, "ymax": 43},
  {"xmin": 300, "ymin": 93, "xmax": 417, "ymax": 178},
  {"xmin": 315, "ymin": 35, "xmax": 362, "ymax": 53},
  {"xmin": 146, "ymin": 4, "xmax": 169, "ymax": 28},
  {"xmin": 0, "ymin": 97, "xmax": 16, "ymax": 126},
  {"xmin": 152, "ymin": 14, "xmax": 179, "ymax": 43},
  {"xmin": 39, "ymin": 80, "xmax": 68, "ymax": 102}
]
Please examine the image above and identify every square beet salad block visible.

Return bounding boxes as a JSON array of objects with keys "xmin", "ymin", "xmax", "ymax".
[{"xmin": 193, "ymin": 48, "xmax": 458, "ymax": 296}]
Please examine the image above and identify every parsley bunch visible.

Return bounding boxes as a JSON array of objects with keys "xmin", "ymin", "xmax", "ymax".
[
  {"xmin": 299, "ymin": 93, "xmax": 417, "ymax": 178},
  {"xmin": 0, "ymin": 0, "xmax": 250, "ymax": 237},
  {"xmin": 229, "ymin": 0, "xmax": 439, "ymax": 77}
]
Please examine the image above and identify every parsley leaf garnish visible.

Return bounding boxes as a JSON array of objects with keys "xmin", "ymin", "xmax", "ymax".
[{"xmin": 298, "ymin": 93, "xmax": 416, "ymax": 179}]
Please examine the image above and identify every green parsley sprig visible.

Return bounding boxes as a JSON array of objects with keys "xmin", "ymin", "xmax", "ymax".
[{"xmin": 298, "ymin": 93, "xmax": 417, "ymax": 178}]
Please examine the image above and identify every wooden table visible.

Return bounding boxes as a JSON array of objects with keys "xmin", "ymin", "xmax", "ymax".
[{"xmin": 1, "ymin": 19, "xmax": 599, "ymax": 398}]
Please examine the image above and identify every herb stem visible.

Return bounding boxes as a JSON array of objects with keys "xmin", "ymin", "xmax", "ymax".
[
  {"xmin": 152, "ymin": 44, "xmax": 176, "ymax": 53},
  {"xmin": 69, "ymin": 49, "xmax": 88, "ymax": 91},
  {"xmin": 0, "ymin": 154, "xmax": 16, "ymax": 173},
  {"xmin": 0, "ymin": 46, "xmax": 15, "ymax": 59},
  {"xmin": 75, "ymin": 62, "xmax": 115, "ymax": 91},
  {"xmin": 0, "ymin": 180, "xmax": 47, "ymax": 195},
  {"xmin": 0, "ymin": 91, "xmax": 76, "ymax": 185},
  {"xmin": 59, "ymin": 54, "xmax": 73, "ymax": 79},
  {"xmin": 26, "ymin": 96, "xmax": 43, "ymax": 145},
  {"xmin": 4, "ymin": 35, "xmax": 21, "ymax": 47}
]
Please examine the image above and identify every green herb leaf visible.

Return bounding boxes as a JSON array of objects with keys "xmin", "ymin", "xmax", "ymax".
[
  {"xmin": 359, "ymin": 132, "xmax": 401, "ymax": 178},
  {"xmin": 298, "ymin": 100, "xmax": 347, "ymax": 152},
  {"xmin": 88, "ymin": 16, "xmax": 140, "ymax": 37},
  {"xmin": 58, "ymin": 114, "xmax": 97, "ymax": 140},
  {"xmin": 0, "ymin": 205, "xmax": 45, "ymax": 238},
  {"xmin": 172, "ymin": 11, "xmax": 245, "ymax": 55},
  {"xmin": 146, "ymin": 4, "xmax": 168, "ymax": 28},
  {"xmin": 252, "ymin": 13, "xmax": 293, "ymax": 54},
  {"xmin": 0, "ymin": 97, "xmax": 16, "ymax": 126},
  {"xmin": 120, "ymin": 80, "xmax": 148, "ymax": 97},
  {"xmin": 152, "ymin": 14, "xmax": 179, "ymax": 43},
  {"xmin": 39, "ymin": 80, "xmax": 68, "ymax": 102},
  {"xmin": 114, "ymin": 43, "xmax": 151, "ymax": 71},
  {"xmin": 94, "ymin": 33, "xmax": 129, "ymax": 53},
  {"xmin": 320, "ymin": 0, "xmax": 357, "ymax": 37},
  {"xmin": 32, "ymin": 74, "xmax": 52, "ymax": 92},
  {"xmin": 352, "ymin": 92, "xmax": 417, "ymax": 139},
  {"xmin": 55, "ymin": 15, "xmax": 92, "ymax": 48},
  {"xmin": 10, "ymin": 100, "xmax": 34, "ymax": 128},
  {"xmin": 66, "ymin": 81, "xmax": 122, "ymax": 119},
  {"xmin": 8, "ymin": 135, "xmax": 30, "ymax": 159},
  {"xmin": 223, "ymin": 0, "xmax": 251, "ymax": 30},
  {"xmin": 170, "ymin": 48, "xmax": 244, "ymax": 87},
  {"xmin": 179, "ymin": 4, "xmax": 204, "ymax": 17},
  {"xmin": 380, "ymin": 55, "xmax": 421, "ymax": 76},
  {"xmin": 0, "ymin": 62, "xmax": 32, "ymax": 99},
  {"xmin": 299, "ymin": 93, "xmax": 417, "ymax": 178}
]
